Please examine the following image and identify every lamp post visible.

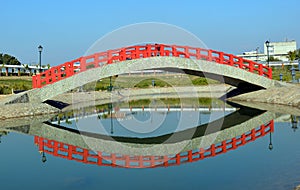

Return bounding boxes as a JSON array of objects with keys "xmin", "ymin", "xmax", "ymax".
[
  {"xmin": 291, "ymin": 66, "xmax": 296, "ymax": 83},
  {"xmin": 265, "ymin": 41, "xmax": 270, "ymax": 67},
  {"xmin": 291, "ymin": 115, "xmax": 298, "ymax": 132},
  {"xmin": 38, "ymin": 45, "xmax": 43, "ymax": 73},
  {"xmin": 268, "ymin": 131, "xmax": 273, "ymax": 150},
  {"xmin": 42, "ymin": 151, "xmax": 47, "ymax": 163}
]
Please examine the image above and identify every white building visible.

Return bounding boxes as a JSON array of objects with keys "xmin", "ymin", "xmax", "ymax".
[
  {"xmin": 238, "ymin": 40, "xmax": 297, "ymax": 63},
  {"xmin": 263, "ymin": 40, "xmax": 297, "ymax": 61}
]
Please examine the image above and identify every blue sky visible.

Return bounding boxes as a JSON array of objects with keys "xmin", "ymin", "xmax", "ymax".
[{"xmin": 1, "ymin": 0, "xmax": 299, "ymax": 66}]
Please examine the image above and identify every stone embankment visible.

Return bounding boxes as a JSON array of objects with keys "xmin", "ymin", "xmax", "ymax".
[{"xmin": 229, "ymin": 83, "xmax": 300, "ymax": 114}]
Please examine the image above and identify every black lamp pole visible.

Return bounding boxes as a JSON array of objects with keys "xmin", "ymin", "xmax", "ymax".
[
  {"xmin": 268, "ymin": 131, "xmax": 273, "ymax": 150},
  {"xmin": 265, "ymin": 41, "xmax": 270, "ymax": 67},
  {"xmin": 38, "ymin": 45, "xmax": 43, "ymax": 73}
]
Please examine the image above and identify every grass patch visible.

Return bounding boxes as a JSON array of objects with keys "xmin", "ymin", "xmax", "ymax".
[
  {"xmin": 79, "ymin": 74, "xmax": 220, "ymax": 92},
  {"xmin": 0, "ymin": 77, "xmax": 32, "ymax": 94},
  {"xmin": 271, "ymin": 66, "xmax": 300, "ymax": 82}
]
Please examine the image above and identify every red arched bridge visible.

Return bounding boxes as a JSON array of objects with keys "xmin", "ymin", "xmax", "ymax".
[
  {"xmin": 34, "ymin": 120, "xmax": 274, "ymax": 168},
  {"xmin": 1, "ymin": 44, "xmax": 282, "ymax": 105},
  {"xmin": 32, "ymin": 43, "xmax": 272, "ymax": 88}
]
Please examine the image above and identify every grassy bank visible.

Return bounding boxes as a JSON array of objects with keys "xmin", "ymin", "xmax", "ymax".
[{"xmin": 0, "ymin": 77, "xmax": 32, "ymax": 94}]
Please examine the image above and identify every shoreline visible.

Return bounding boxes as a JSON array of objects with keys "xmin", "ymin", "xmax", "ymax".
[{"xmin": 0, "ymin": 84, "xmax": 232, "ymax": 120}]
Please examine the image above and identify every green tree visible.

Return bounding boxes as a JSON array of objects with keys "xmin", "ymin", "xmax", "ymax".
[
  {"xmin": 287, "ymin": 50, "xmax": 297, "ymax": 63},
  {"xmin": 0, "ymin": 53, "xmax": 21, "ymax": 65},
  {"xmin": 296, "ymin": 49, "xmax": 300, "ymax": 60}
]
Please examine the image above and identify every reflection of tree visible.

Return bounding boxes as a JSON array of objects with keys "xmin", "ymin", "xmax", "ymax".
[
  {"xmin": 65, "ymin": 117, "xmax": 72, "ymax": 125},
  {"xmin": 0, "ymin": 131, "xmax": 9, "ymax": 143}
]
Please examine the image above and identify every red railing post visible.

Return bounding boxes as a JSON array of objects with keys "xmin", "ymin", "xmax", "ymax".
[
  {"xmin": 232, "ymin": 138, "xmax": 237, "ymax": 149},
  {"xmin": 238, "ymin": 57, "xmax": 244, "ymax": 68},
  {"xmin": 119, "ymin": 48, "xmax": 126, "ymax": 61},
  {"xmin": 163, "ymin": 155, "xmax": 169, "ymax": 167},
  {"xmin": 249, "ymin": 61, "xmax": 254, "ymax": 72},
  {"xmin": 269, "ymin": 120, "xmax": 274, "ymax": 132},
  {"xmin": 188, "ymin": 150, "xmax": 193, "ymax": 162},
  {"xmin": 134, "ymin": 46, "xmax": 140, "ymax": 59},
  {"xmin": 36, "ymin": 74, "xmax": 41, "ymax": 88},
  {"xmin": 229, "ymin": 54, "xmax": 234, "ymax": 66},
  {"xmin": 196, "ymin": 48, "xmax": 201, "ymax": 59},
  {"xmin": 219, "ymin": 52, "xmax": 224, "ymax": 64},
  {"xmin": 107, "ymin": 50, "xmax": 112, "ymax": 64},
  {"xmin": 159, "ymin": 44, "xmax": 164, "ymax": 56},
  {"xmin": 172, "ymin": 45, "xmax": 178, "ymax": 57},
  {"xmin": 80, "ymin": 57, "xmax": 86, "ymax": 71},
  {"xmin": 38, "ymin": 137, "xmax": 44, "ymax": 153},
  {"xmin": 97, "ymin": 152, "xmax": 103, "ymax": 166},
  {"xmin": 222, "ymin": 141, "xmax": 227, "ymax": 153},
  {"xmin": 268, "ymin": 67, "xmax": 272, "ymax": 79},
  {"xmin": 258, "ymin": 64, "xmax": 263, "ymax": 75},
  {"xmin": 208, "ymin": 50, "xmax": 213, "ymax": 61},
  {"xmin": 32, "ymin": 75, "xmax": 37, "ymax": 88},
  {"xmin": 146, "ymin": 44, "xmax": 152, "ymax": 57},
  {"xmin": 184, "ymin": 46, "xmax": 190, "ymax": 58},
  {"xmin": 210, "ymin": 144, "xmax": 216, "ymax": 157},
  {"xmin": 176, "ymin": 154, "xmax": 181, "ymax": 165}
]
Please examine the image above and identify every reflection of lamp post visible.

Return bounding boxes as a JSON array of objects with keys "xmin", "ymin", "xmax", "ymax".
[
  {"xmin": 291, "ymin": 115, "xmax": 298, "ymax": 132},
  {"xmin": 38, "ymin": 45, "xmax": 43, "ymax": 73},
  {"xmin": 265, "ymin": 41, "xmax": 270, "ymax": 67},
  {"xmin": 268, "ymin": 131, "xmax": 273, "ymax": 150},
  {"xmin": 109, "ymin": 103, "xmax": 114, "ymax": 134},
  {"xmin": 108, "ymin": 76, "xmax": 113, "ymax": 92},
  {"xmin": 42, "ymin": 152, "xmax": 47, "ymax": 163}
]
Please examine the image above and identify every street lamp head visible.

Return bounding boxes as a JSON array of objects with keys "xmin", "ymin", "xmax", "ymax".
[
  {"xmin": 38, "ymin": 45, "xmax": 43, "ymax": 53},
  {"xmin": 268, "ymin": 143, "xmax": 273, "ymax": 150},
  {"xmin": 265, "ymin": 40, "xmax": 270, "ymax": 47},
  {"xmin": 42, "ymin": 152, "xmax": 47, "ymax": 163}
]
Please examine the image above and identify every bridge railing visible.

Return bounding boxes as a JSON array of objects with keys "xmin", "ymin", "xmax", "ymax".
[
  {"xmin": 32, "ymin": 44, "xmax": 272, "ymax": 88},
  {"xmin": 34, "ymin": 120, "xmax": 273, "ymax": 168}
]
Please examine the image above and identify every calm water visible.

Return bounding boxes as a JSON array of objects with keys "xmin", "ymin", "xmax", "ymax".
[{"xmin": 1, "ymin": 100, "xmax": 300, "ymax": 190}]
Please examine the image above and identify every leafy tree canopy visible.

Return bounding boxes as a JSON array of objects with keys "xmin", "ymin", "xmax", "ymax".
[{"xmin": 0, "ymin": 53, "xmax": 21, "ymax": 65}]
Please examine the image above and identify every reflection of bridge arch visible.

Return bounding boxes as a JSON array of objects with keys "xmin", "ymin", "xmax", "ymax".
[
  {"xmin": 34, "ymin": 120, "xmax": 274, "ymax": 168},
  {"xmin": 2, "ymin": 44, "xmax": 282, "ymax": 105},
  {"xmin": 2, "ymin": 107, "xmax": 277, "ymax": 157}
]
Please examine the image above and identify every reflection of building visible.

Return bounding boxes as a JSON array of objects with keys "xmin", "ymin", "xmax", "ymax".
[{"xmin": 238, "ymin": 40, "xmax": 297, "ymax": 63}]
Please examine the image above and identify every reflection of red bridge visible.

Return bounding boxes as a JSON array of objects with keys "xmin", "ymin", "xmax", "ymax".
[
  {"xmin": 34, "ymin": 120, "xmax": 274, "ymax": 168},
  {"xmin": 32, "ymin": 44, "xmax": 272, "ymax": 88}
]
